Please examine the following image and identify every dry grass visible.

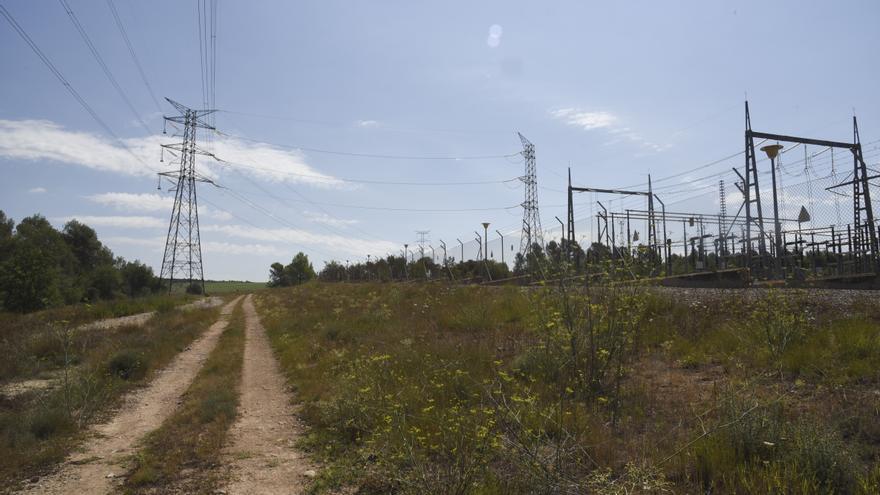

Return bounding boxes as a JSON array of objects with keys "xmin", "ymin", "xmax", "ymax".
[
  {"xmin": 122, "ymin": 305, "xmax": 246, "ymax": 494},
  {"xmin": 255, "ymin": 282, "xmax": 880, "ymax": 494},
  {"xmin": 0, "ymin": 303, "xmax": 222, "ymax": 490}
]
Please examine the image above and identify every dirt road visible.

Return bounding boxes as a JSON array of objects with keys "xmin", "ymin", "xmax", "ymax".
[
  {"xmin": 220, "ymin": 294, "xmax": 313, "ymax": 494},
  {"xmin": 23, "ymin": 296, "xmax": 243, "ymax": 494}
]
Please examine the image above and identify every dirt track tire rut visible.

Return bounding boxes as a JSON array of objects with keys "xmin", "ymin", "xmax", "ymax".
[
  {"xmin": 21, "ymin": 296, "xmax": 244, "ymax": 495},
  {"xmin": 221, "ymin": 294, "xmax": 312, "ymax": 494}
]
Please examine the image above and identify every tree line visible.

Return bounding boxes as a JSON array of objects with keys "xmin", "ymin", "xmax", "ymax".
[
  {"xmin": 265, "ymin": 242, "xmax": 589, "ymax": 287},
  {"xmin": 0, "ymin": 210, "xmax": 161, "ymax": 313}
]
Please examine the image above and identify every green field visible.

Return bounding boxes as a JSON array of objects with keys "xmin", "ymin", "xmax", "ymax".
[
  {"xmin": 203, "ymin": 280, "xmax": 266, "ymax": 294},
  {"xmin": 257, "ymin": 283, "xmax": 880, "ymax": 494}
]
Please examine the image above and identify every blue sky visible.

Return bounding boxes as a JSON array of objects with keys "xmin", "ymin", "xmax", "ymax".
[{"xmin": 2, "ymin": 0, "xmax": 878, "ymax": 281}]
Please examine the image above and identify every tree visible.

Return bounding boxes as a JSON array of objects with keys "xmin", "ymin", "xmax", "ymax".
[
  {"xmin": 0, "ymin": 215, "xmax": 77, "ymax": 310},
  {"xmin": 62, "ymin": 220, "xmax": 111, "ymax": 272},
  {"xmin": 268, "ymin": 262, "xmax": 289, "ymax": 287},
  {"xmin": 284, "ymin": 252, "xmax": 316, "ymax": 285},
  {"xmin": 119, "ymin": 260, "xmax": 157, "ymax": 297},
  {"xmin": 318, "ymin": 260, "xmax": 346, "ymax": 282},
  {"xmin": 89, "ymin": 264, "xmax": 121, "ymax": 300},
  {"xmin": 0, "ymin": 240, "xmax": 61, "ymax": 312},
  {"xmin": 0, "ymin": 210, "xmax": 13, "ymax": 266},
  {"xmin": 0, "ymin": 210, "xmax": 12, "ymax": 243},
  {"xmin": 268, "ymin": 253, "xmax": 316, "ymax": 287}
]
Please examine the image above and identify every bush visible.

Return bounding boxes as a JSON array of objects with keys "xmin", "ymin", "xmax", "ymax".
[
  {"xmin": 108, "ymin": 351, "xmax": 143, "ymax": 380},
  {"xmin": 185, "ymin": 282, "xmax": 203, "ymax": 295},
  {"xmin": 28, "ymin": 408, "xmax": 73, "ymax": 440}
]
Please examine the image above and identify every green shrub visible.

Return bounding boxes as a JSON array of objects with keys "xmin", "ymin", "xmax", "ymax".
[
  {"xmin": 185, "ymin": 282, "xmax": 203, "ymax": 295},
  {"xmin": 748, "ymin": 290, "xmax": 808, "ymax": 361},
  {"xmin": 198, "ymin": 390, "xmax": 237, "ymax": 423},
  {"xmin": 693, "ymin": 395, "xmax": 856, "ymax": 493},
  {"xmin": 107, "ymin": 350, "xmax": 143, "ymax": 380},
  {"xmin": 28, "ymin": 408, "xmax": 72, "ymax": 440}
]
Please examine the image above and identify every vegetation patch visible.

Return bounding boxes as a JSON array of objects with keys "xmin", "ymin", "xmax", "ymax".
[
  {"xmin": 0, "ymin": 304, "xmax": 222, "ymax": 487},
  {"xmin": 257, "ymin": 283, "xmax": 880, "ymax": 494},
  {"xmin": 122, "ymin": 305, "xmax": 245, "ymax": 494}
]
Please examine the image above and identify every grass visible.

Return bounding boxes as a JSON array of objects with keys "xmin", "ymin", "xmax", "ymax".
[
  {"xmin": 256, "ymin": 282, "xmax": 880, "ymax": 494},
  {"xmin": 0, "ymin": 293, "xmax": 195, "ymax": 385},
  {"xmin": 203, "ymin": 280, "xmax": 266, "ymax": 294},
  {"xmin": 0, "ymin": 303, "xmax": 222, "ymax": 488},
  {"xmin": 122, "ymin": 303, "xmax": 245, "ymax": 494}
]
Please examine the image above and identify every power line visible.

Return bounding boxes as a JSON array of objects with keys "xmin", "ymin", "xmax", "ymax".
[
  {"xmin": 105, "ymin": 0, "xmax": 162, "ymax": 113},
  {"xmin": 0, "ymin": 2, "xmax": 154, "ymax": 171},
  {"xmin": 57, "ymin": 0, "xmax": 153, "ymax": 136},
  {"xmin": 197, "ymin": 0, "xmax": 208, "ymax": 111},
  {"xmin": 200, "ymin": 192, "xmax": 335, "ymax": 261},
  {"xmin": 212, "ymin": 129, "xmax": 521, "ymax": 160},
  {"xmin": 222, "ymin": 189, "xmax": 521, "ymax": 213},
  {"xmin": 216, "ymin": 109, "xmax": 514, "ymax": 135},
  {"xmin": 214, "ymin": 157, "xmax": 519, "ymax": 186}
]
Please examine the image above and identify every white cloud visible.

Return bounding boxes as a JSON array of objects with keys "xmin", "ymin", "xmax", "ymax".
[
  {"xmin": 102, "ymin": 236, "xmax": 164, "ymax": 249},
  {"xmin": 54, "ymin": 215, "xmax": 166, "ymax": 229},
  {"xmin": 102, "ymin": 235, "xmax": 285, "ymax": 256},
  {"xmin": 87, "ymin": 192, "xmax": 168, "ymax": 212},
  {"xmin": 210, "ymin": 137, "xmax": 344, "ymax": 188},
  {"xmin": 303, "ymin": 210, "xmax": 358, "ymax": 227},
  {"xmin": 356, "ymin": 120, "xmax": 379, "ymax": 127},
  {"xmin": 28, "ymin": 187, "xmax": 46, "ymax": 194},
  {"xmin": 201, "ymin": 224, "xmax": 397, "ymax": 257},
  {"xmin": 487, "ymin": 24, "xmax": 503, "ymax": 48},
  {"xmin": 550, "ymin": 109, "xmax": 617, "ymax": 130},
  {"xmin": 85, "ymin": 192, "xmax": 232, "ymax": 220},
  {"xmin": 0, "ymin": 119, "xmax": 343, "ymax": 188},
  {"xmin": 550, "ymin": 108, "xmax": 671, "ymax": 153},
  {"xmin": 103, "ymin": 223, "xmax": 399, "ymax": 264},
  {"xmin": 202, "ymin": 241, "xmax": 285, "ymax": 256}
]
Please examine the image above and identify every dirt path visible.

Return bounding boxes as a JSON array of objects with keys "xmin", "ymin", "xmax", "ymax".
[
  {"xmin": 78, "ymin": 296, "xmax": 224, "ymax": 332},
  {"xmin": 221, "ymin": 294, "xmax": 312, "ymax": 494},
  {"xmin": 78, "ymin": 311, "xmax": 157, "ymax": 331},
  {"xmin": 1, "ymin": 297, "xmax": 228, "ymax": 399},
  {"xmin": 23, "ymin": 296, "xmax": 243, "ymax": 495}
]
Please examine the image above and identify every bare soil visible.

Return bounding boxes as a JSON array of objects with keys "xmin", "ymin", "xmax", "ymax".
[
  {"xmin": 21, "ymin": 296, "xmax": 243, "ymax": 494},
  {"xmin": 220, "ymin": 294, "xmax": 313, "ymax": 494}
]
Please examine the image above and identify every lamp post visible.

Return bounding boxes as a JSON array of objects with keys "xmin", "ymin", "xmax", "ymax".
[
  {"xmin": 457, "ymin": 238, "xmax": 464, "ymax": 263},
  {"xmin": 403, "ymin": 244, "xmax": 409, "ymax": 280},
  {"xmin": 654, "ymin": 194, "xmax": 668, "ymax": 274},
  {"xmin": 761, "ymin": 143, "xmax": 784, "ymax": 277},
  {"xmin": 481, "ymin": 222, "xmax": 490, "ymax": 261},
  {"xmin": 555, "ymin": 216, "xmax": 566, "ymax": 261},
  {"xmin": 474, "ymin": 231, "xmax": 482, "ymax": 260},
  {"xmin": 496, "ymin": 230, "xmax": 504, "ymax": 264}
]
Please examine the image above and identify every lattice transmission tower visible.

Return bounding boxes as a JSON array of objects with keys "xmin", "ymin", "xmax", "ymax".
[
  {"xmin": 415, "ymin": 230, "xmax": 430, "ymax": 259},
  {"xmin": 158, "ymin": 98, "xmax": 216, "ymax": 294},
  {"xmin": 517, "ymin": 132, "xmax": 544, "ymax": 256}
]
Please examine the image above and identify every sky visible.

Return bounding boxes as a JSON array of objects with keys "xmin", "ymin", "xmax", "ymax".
[{"xmin": 1, "ymin": 0, "xmax": 878, "ymax": 281}]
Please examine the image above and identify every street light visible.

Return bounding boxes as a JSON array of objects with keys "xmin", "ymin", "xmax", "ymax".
[
  {"xmin": 496, "ymin": 230, "xmax": 505, "ymax": 264},
  {"xmin": 474, "ymin": 231, "xmax": 482, "ymax": 260},
  {"xmin": 555, "ymin": 216, "xmax": 566, "ymax": 260},
  {"xmin": 403, "ymin": 243, "xmax": 409, "ymax": 280},
  {"xmin": 761, "ymin": 143, "xmax": 784, "ymax": 276},
  {"xmin": 481, "ymin": 222, "xmax": 490, "ymax": 261}
]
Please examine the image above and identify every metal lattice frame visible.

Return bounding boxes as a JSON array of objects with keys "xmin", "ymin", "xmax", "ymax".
[
  {"xmin": 158, "ymin": 98, "xmax": 215, "ymax": 293},
  {"xmin": 518, "ymin": 132, "xmax": 544, "ymax": 256}
]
